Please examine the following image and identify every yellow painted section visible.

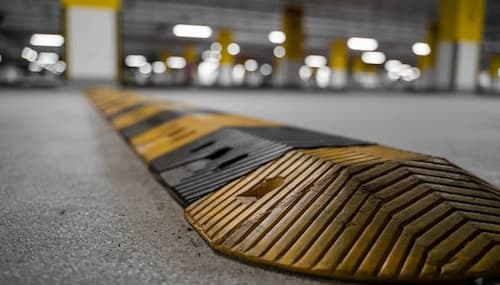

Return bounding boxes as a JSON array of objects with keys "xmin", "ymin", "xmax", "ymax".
[
  {"xmin": 184, "ymin": 46, "xmax": 197, "ymax": 64},
  {"xmin": 438, "ymin": 0, "xmax": 485, "ymax": 42},
  {"xmin": 132, "ymin": 114, "xmax": 279, "ymax": 162},
  {"xmin": 489, "ymin": 55, "xmax": 500, "ymax": 78},
  {"xmin": 111, "ymin": 104, "xmax": 191, "ymax": 130},
  {"xmin": 218, "ymin": 30, "xmax": 234, "ymax": 65},
  {"xmin": 417, "ymin": 24, "xmax": 437, "ymax": 72},
  {"xmin": 283, "ymin": 5, "xmax": 303, "ymax": 60},
  {"xmin": 329, "ymin": 39, "xmax": 347, "ymax": 70},
  {"xmin": 186, "ymin": 144, "xmax": 500, "ymax": 282},
  {"xmin": 61, "ymin": 0, "xmax": 120, "ymax": 10},
  {"xmin": 454, "ymin": 0, "xmax": 485, "ymax": 42},
  {"xmin": 438, "ymin": 0, "xmax": 456, "ymax": 42}
]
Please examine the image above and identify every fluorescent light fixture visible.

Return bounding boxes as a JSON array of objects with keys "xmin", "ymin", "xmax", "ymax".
[
  {"xmin": 273, "ymin": 46, "xmax": 285, "ymax": 58},
  {"xmin": 227, "ymin": 43, "xmax": 240, "ymax": 55},
  {"xmin": 384, "ymin": 59, "xmax": 401, "ymax": 72},
  {"xmin": 0, "ymin": 54, "xmax": 2, "ymax": 64},
  {"xmin": 412, "ymin": 42, "xmax": 431, "ymax": 56},
  {"xmin": 268, "ymin": 31, "xmax": 286, "ymax": 44},
  {"xmin": 173, "ymin": 24, "xmax": 212, "ymax": 38},
  {"xmin": 305, "ymin": 55, "xmax": 327, "ymax": 68},
  {"xmin": 125, "ymin": 55, "xmax": 146, "ymax": 67},
  {"xmin": 299, "ymin": 65, "xmax": 312, "ymax": 80},
  {"xmin": 152, "ymin": 61, "xmax": 166, "ymax": 73},
  {"xmin": 347, "ymin": 37, "xmax": 378, "ymax": 51},
  {"xmin": 259, "ymin": 63, "xmax": 272, "ymax": 76},
  {"xmin": 166, "ymin": 56, "xmax": 186, "ymax": 69},
  {"xmin": 361, "ymin": 51, "xmax": 386, "ymax": 64},
  {"xmin": 30, "ymin": 33, "xmax": 64, "ymax": 47},
  {"xmin": 21, "ymin": 47, "xmax": 38, "ymax": 62},
  {"xmin": 244, "ymin": 59, "xmax": 258, "ymax": 72},
  {"xmin": 37, "ymin": 52, "xmax": 59, "ymax": 65}
]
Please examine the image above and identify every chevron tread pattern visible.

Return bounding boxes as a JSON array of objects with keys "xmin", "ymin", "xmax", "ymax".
[{"xmin": 186, "ymin": 145, "xmax": 500, "ymax": 282}]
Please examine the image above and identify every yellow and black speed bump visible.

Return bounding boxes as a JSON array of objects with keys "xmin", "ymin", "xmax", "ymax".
[{"xmin": 86, "ymin": 88, "xmax": 500, "ymax": 283}]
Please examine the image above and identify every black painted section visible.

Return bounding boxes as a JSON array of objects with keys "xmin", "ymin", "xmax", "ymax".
[
  {"xmin": 234, "ymin": 126, "xmax": 370, "ymax": 147},
  {"xmin": 150, "ymin": 128, "xmax": 292, "ymax": 206},
  {"xmin": 119, "ymin": 109, "xmax": 220, "ymax": 139}
]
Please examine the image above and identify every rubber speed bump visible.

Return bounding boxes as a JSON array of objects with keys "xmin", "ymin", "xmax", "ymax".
[
  {"xmin": 186, "ymin": 145, "xmax": 500, "ymax": 282},
  {"xmin": 86, "ymin": 88, "xmax": 500, "ymax": 283}
]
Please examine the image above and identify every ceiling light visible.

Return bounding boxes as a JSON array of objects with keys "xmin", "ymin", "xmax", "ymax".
[
  {"xmin": 210, "ymin": 42, "xmax": 222, "ymax": 52},
  {"xmin": 53, "ymin": 61, "xmax": 66, "ymax": 74},
  {"xmin": 244, "ymin": 59, "xmax": 258, "ymax": 72},
  {"xmin": 152, "ymin": 61, "xmax": 166, "ymax": 73},
  {"xmin": 21, "ymin": 47, "xmax": 38, "ymax": 62},
  {"xmin": 227, "ymin": 43, "xmax": 240, "ymax": 55},
  {"xmin": 299, "ymin": 65, "xmax": 312, "ymax": 80},
  {"xmin": 412, "ymin": 42, "xmax": 431, "ymax": 56},
  {"xmin": 37, "ymin": 52, "xmax": 59, "ymax": 65},
  {"xmin": 30, "ymin": 34, "xmax": 64, "ymax": 47},
  {"xmin": 173, "ymin": 24, "xmax": 212, "ymax": 38},
  {"xmin": 259, "ymin": 63, "xmax": 272, "ymax": 76},
  {"xmin": 273, "ymin": 46, "xmax": 285, "ymax": 58},
  {"xmin": 232, "ymin": 64, "xmax": 245, "ymax": 84},
  {"xmin": 125, "ymin": 55, "xmax": 146, "ymax": 67},
  {"xmin": 166, "ymin": 56, "xmax": 186, "ymax": 69},
  {"xmin": 316, "ymin": 66, "xmax": 331, "ymax": 88},
  {"xmin": 28, "ymin": 62, "xmax": 42, "ymax": 72},
  {"xmin": 138, "ymin": 62, "xmax": 152, "ymax": 74},
  {"xmin": 361, "ymin": 51, "xmax": 386, "ymax": 64},
  {"xmin": 305, "ymin": 55, "xmax": 327, "ymax": 68},
  {"xmin": 347, "ymin": 37, "xmax": 378, "ymax": 51},
  {"xmin": 268, "ymin": 31, "xmax": 286, "ymax": 44},
  {"xmin": 384, "ymin": 59, "xmax": 401, "ymax": 72}
]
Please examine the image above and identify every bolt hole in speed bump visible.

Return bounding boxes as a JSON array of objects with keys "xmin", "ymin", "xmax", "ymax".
[{"xmin": 87, "ymin": 88, "xmax": 500, "ymax": 283}]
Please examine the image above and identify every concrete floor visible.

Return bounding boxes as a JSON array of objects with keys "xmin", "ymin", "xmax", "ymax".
[{"xmin": 1, "ymin": 88, "xmax": 499, "ymax": 285}]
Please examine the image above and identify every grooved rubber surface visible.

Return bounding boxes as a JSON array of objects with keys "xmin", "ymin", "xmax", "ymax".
[
  {"xmin": 234, "ymin": 126, "xmax": 369, "ymax": 148},
  {"xmin": 151, "ymin": 128, "xmax": 293, "ymax": 206},
  {"xmin": 186, "ymin": 145, "xmax": 500, "ymax": 282}
]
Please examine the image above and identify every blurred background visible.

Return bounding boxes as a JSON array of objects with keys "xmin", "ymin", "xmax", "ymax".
[{"xmin": 0, "ymin": 0, "xmax": 497, "ymax": 93}]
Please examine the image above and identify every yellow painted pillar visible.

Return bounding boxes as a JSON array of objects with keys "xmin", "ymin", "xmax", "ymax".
[
  {"xmin": 62, "ymin": 0, "xmax": 121, "ymax": 83},
  {"xmin": 183, "ymin": 45, "xmax": 197, "ymax": 85},
  {"xmin": 489, "ymin": 55, "xmax": 500, "ymax": 92},
  {"xmin": 435, "ymin": 0, "xmax": 485, "ymax": 91},
  {"xmin": 273, "ymin": 5, "xmax": 303, "ymax": 87},
  {"xmin": 217, "ymin": 30, "xmax": 234, "ymax": 87},
  {"xmin": 329, "ymin": 38, "xmax": 348, "ymax": 89},
  {"xmin": 415, "ymin": 24, "xmax": 437, "ymax": 90}
]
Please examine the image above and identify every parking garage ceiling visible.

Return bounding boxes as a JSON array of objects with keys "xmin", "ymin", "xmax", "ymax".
[{"xmin": 1, "ymin": 0, "xmax": 499, "ymax": 65}]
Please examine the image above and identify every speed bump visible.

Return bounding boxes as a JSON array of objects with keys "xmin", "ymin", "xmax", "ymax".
[{"xmin": 86, "ymin": 88, "xmax": 500, "ymax": 283}]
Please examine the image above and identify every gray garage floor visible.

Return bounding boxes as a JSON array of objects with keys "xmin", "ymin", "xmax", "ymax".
[{"xmin": 1, "ymin": 87, "xmax": 499, "ymax": 284}]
